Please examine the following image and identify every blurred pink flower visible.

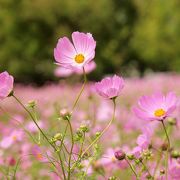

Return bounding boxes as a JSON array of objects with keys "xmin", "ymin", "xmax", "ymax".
[
  {"xmin": 54, "ymin": 31, "xmax": 96, "ymax": 69},
  {"xmin": 131, "ymin": 146, "xmax": 142, "ymax": 159},
  {"xmin": 136, "ymin": 134, "xmax": 150, "ymax": 150},
  {"xmin": 169, "ymin": 159, "xmax": 180, "ymax": 180},
  {"xmin": 26, "ymin": 121, "xmax": 44, "ymax": 133},
  {"xmin": 0, "ymin": 130, "xmax": 23, "ymax": 149},
  {"xmin": 32, "ymin": 145, "xmax": 48, "ymax": 163},
  {"xmin": 95, "ymin": 75, "xmax": 124, "ymax": 99},
  {"xmin": 133, "ymin": 92, "xmax": 178, "ymax": 121},
  {"xmin": 54, "ymin": 66, "xmax": 74, "ymax": 77},
  {"xmin": 0, "ymin": 71, "xmax": 14, "ymax": 100}
]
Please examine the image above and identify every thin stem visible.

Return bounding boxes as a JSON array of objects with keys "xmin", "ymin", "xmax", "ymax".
[
  {"xmin": 71, "ymin": 67, "xmax": 87, "ymax": 113},
  {"xmin": 161, "ymin": 120, "xmax": 170, "ymax": 180},
  {"xmin": 12, "ymin": 94, "xmax": 67, "ymax": 180},
  {"xmin": 153, "ymin": 150, "xmax": 162, "ymax": 178},
  {"xmin": 161, "ymin": 121, "xmax": 170, "ymax": 148},
  {"xmin": 140, "ymin": 160, "xmax": 152, "ymax": 179},
  {"xmin": 80, "ymin": 99, "xmax": 116, "ymax": 160},
  {"xmin": 125, "ymin": 158, "xmax": 139, "ymax": 180},
  {"xmin": 67, "ymin": 120, "xmax": 74, "ymax": 180}
]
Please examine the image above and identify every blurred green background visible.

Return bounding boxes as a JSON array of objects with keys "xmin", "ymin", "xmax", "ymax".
[{"xmin": 0, "ymin": 0, "xmax": 179, "ymax": 84}]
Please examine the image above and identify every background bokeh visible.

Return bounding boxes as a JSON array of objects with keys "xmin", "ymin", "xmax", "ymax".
[{"xmin": 0, "ymin": 0, "xmax": 179, "ymax": 84}]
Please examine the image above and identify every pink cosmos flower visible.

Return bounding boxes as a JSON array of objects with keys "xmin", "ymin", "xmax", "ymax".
[
  {"xmin": 136, "ymin": 133, "xmax": 151, "ymax": 150},
  {"xmin": 131, "ymin": 146, "xmax": 142, "ymax": 159},
  {"xmin": 95, "ymin": 75, "xmax": 124, "ymax": 99},
  {"xmin": 0, "ymin": 71, "xmax": 14, "ymax": 100},
  {"xmin": 32, "ymin": 145, "xmax": 48, "ymax": 163},
  {"xmin": 54, "ymin": 31, "xmax": 96, "ymax": 69},
  {"xmin": 54, "ymin": 66, "xmax": 74, "ymax": 77},
  {"xmin": 169, "ymin": 159, "xmax": 180, "ymax": 180},
  {"xmin": 133, "ymin": 92, "xmax": 178, "ymax": 121},
  {"xmin": 0, "ymin": 130, "xmax": 23, "ymax": 149}
]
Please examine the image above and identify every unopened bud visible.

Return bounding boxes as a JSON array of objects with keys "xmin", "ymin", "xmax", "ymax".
[
  {"xmin": 160, "ymin": 169, "xmax": 165, "ymax": 175},
  {"xmin": 127, "ymin": 154, "xmax": 134, "ymax": 160},
  {"xmin": 161, "ymin": 143, "xmax": 168, "ymax": 151},
  {"xmin": 95, "ymin": 132, "xmax": 101, "ymax": 137},
  {"xmin": 108, "ymin": 176, "xmax": 117, "ymax": 180},
  {"xmin": 54, "ymin": 133, "xmax": 62, "ymax": 141},
  {"xmin": 60, "ymin": 109, "xmax": 71, "ymax": 120},
  {"xmin": 80, "ymin": 124, "xmax": 89, "ymax": 133},
  {"xmin": 171, "ymin": 150, "xmax": 180, "ymax": 159},
  {"xmin": 167, "ymin": 117, "xmax": 177, "ymax": 126},
  {"xmin": 114, "ymin": 149, "xmax": 125, "ymax": 161},
  {"xmin": 27, "ymin": 100, "xmax": 36, "ymax": 108}
]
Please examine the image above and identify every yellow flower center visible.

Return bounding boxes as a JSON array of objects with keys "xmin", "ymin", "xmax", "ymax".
[
  {"xmin": 12, "ymin": 136, "xmax": 17, "ymax": 141},
  {"xmin": 75, "ymin": 54, "xmax": 85, "ymax": 64},
  {"xmin": 154, "ymin": 108, "xmax": 166, "ymax": 117},
  {"xmin": 37, "ymin": 153, "xmax": 43, "ymax": 160}
]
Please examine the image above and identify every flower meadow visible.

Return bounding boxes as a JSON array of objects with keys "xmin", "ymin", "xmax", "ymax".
[{"xmin": 0, "ymin": 32, "xmax": 180, "ymax": 180}]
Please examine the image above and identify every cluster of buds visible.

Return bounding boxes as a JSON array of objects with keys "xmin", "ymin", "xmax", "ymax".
[{"xmin": 74, "ymin": 124, "xmax": 89, "ymax": 142}]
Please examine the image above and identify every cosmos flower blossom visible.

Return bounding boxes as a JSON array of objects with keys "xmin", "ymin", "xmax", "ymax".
[
  {"xmin": 95, "ymin": 75, "xmax": 124, "ymax": 99},
  {"xmin": 133, "ymin": 92, "xmax": 178, "ymax": 121},
  {"xmin": 0, "ymin": 130, "xmax": 23, "ymax": 149},
  {"xmin": 54, "ymin": 31, "xmax": 96, "ymax": 69},
  {"xmin": 0, "ymin": 71, "xmax": 14, "ymax": 100}
]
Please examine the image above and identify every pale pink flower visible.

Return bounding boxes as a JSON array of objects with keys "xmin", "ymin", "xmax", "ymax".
[
  {"xmin": 169, "ymin": 159, "xmax": 180, "ymax": 180},
  {"xmin": 0, "ymin": 130, "xmax": 23, "ymax": 149},
  {"xmin": 54, "ymin": 66, "xmax": 74, "ymax": 77},
  {"xmin": 32, "ymin": 145, "xmax": 49, "ymax": 163},
  {"xmin": 133, "ymin": 92, "xmax": 178, "ymax": 121},
  {"xmin": 95, "ymin": 75, "xmax": 124, "ymax": 99},
  {"xmin": 136, "ymin": 134, "xmax": 150, "ymax": 150},
  {"xmin": 131, "ymin": 146, "xmax": 142, "ymax": 159},
  {"xmin": 54, "ymin": 31, "xmax": 96, "ymax": 69},
  {"xmin": 26, "ymin": 121, "xmax": 43, "ymax": 133},
  {"xmin": 0, "ymin": 71, "xmax": 14, "ymax": 100}
]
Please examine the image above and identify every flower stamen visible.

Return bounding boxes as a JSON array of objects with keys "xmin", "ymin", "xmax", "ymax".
[
  {"xmin": 75, "ymin": 54, "xmax": 85, "ymax": 64},
  {"xmin": 154, "ymin": 108, "xmax": 166, "ymax": 117}
]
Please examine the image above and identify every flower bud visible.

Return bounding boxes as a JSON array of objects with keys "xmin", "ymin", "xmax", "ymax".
[
  {"xmin": 80, "ymin": 124, "xmax": 89, "ymax": 133},
  {"xmin": 95, "ymin": 132, "xmax": 101, "ymax": 137},
  {"xmin": 167, "ymin": 117, "xmax": 177, "ymax": 126},
  {"xmin": 54, "ymin": 133, "xmax": 62, "ymax": 141},
  {"xmin": 27, "ymin": 100, "xmax": 36, "ymax": 108},
  {"xmin": 171, "ymin": 150, "xmax": 180, "ymax": 159},
  {"xmin": 127, "ymin": 154, "xmax": 134, "ymax": 160},
  {"xmin": 114, "ymin": 149, "xmax": 125, "ymax": 161},
  {"xmin": 161, "ymin": 143, "xmax": 168, "ymax": 151},
  {"xmin": 60, "ymin": 108, "xmax": 71, "ymax": 120},
  {"xmin": 160, "ymin": 169, "xmax": 165, "ymax": 175},
  {"xmin": 108, "ymin": 176, "xmax": 117, "ymax": 180}
]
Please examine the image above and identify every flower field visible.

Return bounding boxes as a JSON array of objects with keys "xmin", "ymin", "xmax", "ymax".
[{"xmin": 0, "ymin": 73, "xmax": 179, "ymax": 179}]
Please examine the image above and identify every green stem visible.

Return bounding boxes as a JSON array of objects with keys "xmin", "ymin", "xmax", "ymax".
[
  {"xmin": 12, "ymin": 94, "xmax": 67, "ymax": 180},
  {"xmin": 125, "ymin": 158, "xmax": 139, "ymax": 180},
  {"xmin": 80, "ymin": 99, "xmax": 116, "ymax": 160},
  {"xmin": 161, "ymin": 120, "xmax": 170, "ymax": 180},
  {"xmin": 71, "ymin": 68, "xmax": 87, "ymax": 113},
  {"xmin": 140, "ymin": 160, "xmax": 152, "ymax": 179},
  {"xmin": 67, "ymin": 120, "xmax": 74, "ymax": 180},
  {"xmin": 153, "ymin": 150, "xmax": 162, "ymax": 178}
]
